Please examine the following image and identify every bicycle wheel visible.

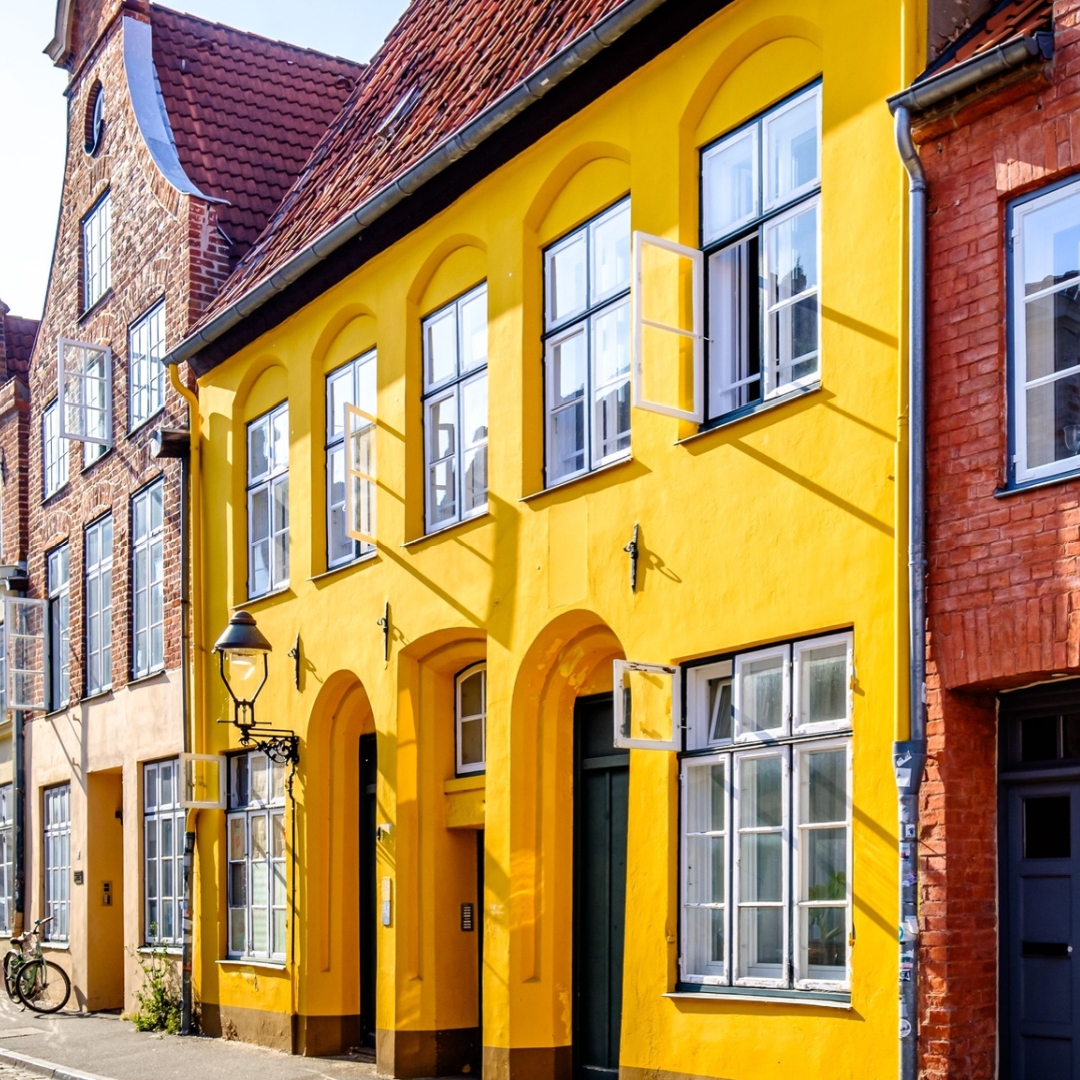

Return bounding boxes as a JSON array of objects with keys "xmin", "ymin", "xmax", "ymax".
[
  {"xmin": 2, "ymin": 952, "xmax": 20, "ymax": 1002},
  {"xmin": 16, "ymin": 960, "xmax": 70, "ymax": 1013}
]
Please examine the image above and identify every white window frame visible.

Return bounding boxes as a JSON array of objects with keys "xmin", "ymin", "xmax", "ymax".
[
  {"xmin": 247, "ymin": 403, "xmax": 289, "ymax": 598},
  {"xmin": 612, "ymin": 659, "xmax": 681, "ymax": 751},
  {"xmin": 84, "ymin": 514, "xmax": 113, "ymax": 696},
  {"xmin": 82, "ymin": 192, "xmax": 111, "ymax": 311},
  {"xmin": 129, "ymin": 301, "xmax": 166, "ymax": 431},
  {"xmin": 685, "ymin": 659, "xmax": 734, "ymax": 752},
  {"xmin": 47, "ymin": 545, "xmax": 70, "ymax": 711},
  {"xmin": 792, "ymin": 631, "xmax": 853, "ymax": 735},
  {"xmin": 325, "ymin": 351, "xmax": 376, "ymax": 568},
  {"xmin": 43, "ymin": 784, "xmax": 70, "ymax": 943},
  {"xmin": 57, "ymin": 338, "xmax": 112, "ymax": 453},
  {"xmin": 422, "ymin": 284, "xmax": 489, "ymax": 532},
  {"xmin": 544, "ymin": 200, "xmax": 632, "ymax": 485},
  {"xmin": 131, "ymin": 481, "xmax": 164, "ymax": 679},
  {"xmin": 0, "ymin": 784, "xmax": 12, "ymax": 935},
  {"xmin": 733, "ymin": 644, "xmax": 790, "ymax": 743},
  {"xmin": 455, "ymin": 662, "xmax": 487, "ymax": 776},
  {"xmin": 4, "ymin": 596, "xmax": 48, "ymax": 713},
  {"xmin": 226, "ymin": 751, "xmax": 287, "ymax": 961},
  {"xmin": 42, "ymin": 400, "xmax": 68, "ymax": 499},
  {"xmin": 144, "ymin": 759, "xmax": 184, "ymax": 945}
]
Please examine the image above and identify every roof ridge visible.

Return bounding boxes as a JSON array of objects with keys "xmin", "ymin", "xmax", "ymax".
[{"xmin": 148, "ymin": 3, "xmax": 367, "ymax": 69}]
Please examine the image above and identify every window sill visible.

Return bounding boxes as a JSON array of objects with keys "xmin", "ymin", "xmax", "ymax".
[
  {"xmin": 127, "ymin": 407, "xmax": 167, "ymax": 441},
  {"xmin": 403, "ymin": 511, "xmax": 491, "ymax": 549},
  {"xmin": 81, "ymin": 688, "xmax": 113, "ymax": 704},
  {"xmin": 996, "ymin": 468, "xmax": 1080, "ymax": 498},
  {"xmin": 444, "ymin": 774, "xmax": 485, "ymax": 793},
  {"xmin": 42, "ymin": 942, "xmax": 70, "ymax": 952},
  {"xmin": 80, "ymin": 446, "xmax": 114, "ymax": 474},
  {"xmin": 42, "ymin": 483, "xmax": 71, "ymax": 506},
  {"xmin": 127, "ymin": 669, "xmax": 167, "ymax": 688},
  {"xmin": 138, "ymin": 945, "xmax": 182, "ymax": 956},
  {"xmin": 677, "ymin": 384, "xmax": 822, "ymax": 446},
  {"xmin": 235, "ymin": 587, "xmax": 295, "ymax": 610},
  {"xmin": 309, "ymin": 550, "xmax": 378, "ymax": 583},
  {"xmin": 520, "ymin": 454, "xmax": 633, "ymax": 503},
  {"xmin": 665, "ymin": 986, "xmax": 850, "ymax": 1009},
  {"xmin": 217, "ymin": 958, "xmax": 286, "ymax": 971},
  {"xmin": 78, "ymin": 288, "xmax": 113, "ymax": 324}
]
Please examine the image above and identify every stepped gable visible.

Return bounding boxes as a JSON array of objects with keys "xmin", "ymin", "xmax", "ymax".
[
  {"xmin": 150, "ymin": 4, "xmax": 367, "ymax": 254},
  {"xmin": 197, "ymin": 0, "xmax": 629, "ymax": 323}
]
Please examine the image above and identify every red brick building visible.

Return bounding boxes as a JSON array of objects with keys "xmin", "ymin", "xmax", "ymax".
[
  {"xmin": 901, "ymin": 0, "xmax": 1080, "ymax": 1076},
  {"xmin": 17, "ymin": 0, "xmax": 362, "ymax": 1013}
]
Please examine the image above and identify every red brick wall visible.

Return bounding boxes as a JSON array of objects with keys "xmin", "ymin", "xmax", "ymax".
[{"xmin": 919, "ymin": 2, "xmax": 1080, "ymax": 1075}]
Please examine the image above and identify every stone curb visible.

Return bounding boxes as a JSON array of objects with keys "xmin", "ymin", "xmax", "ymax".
[{"xmin": 0, "ymin": 1046, "xmax": 115, "ymax": 1080}]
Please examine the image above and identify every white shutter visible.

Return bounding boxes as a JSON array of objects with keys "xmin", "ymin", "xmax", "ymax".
[
  {"xmin": 58, "ymin": 338, "xmax": 112, "ymax": 446},
  {"xmin": 345, "ymin": 402, "xmax": 377, "ymax": 545},
  {"xmin": 4, "ymin": 597, "xmax": 48, "ymax": 712},
  {"xmin": 180, "ymin": 753, "xmax": 227, "ymax": 810},
  {"xmin": 613, "ymin": 659, "xmax": 682, "ymax": 751},
  {"xmin": 632, "ymin": 231, "xmax": 704, "ymax": 423}
]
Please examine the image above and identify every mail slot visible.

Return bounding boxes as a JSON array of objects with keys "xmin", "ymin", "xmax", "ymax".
[{"xmin": 1022, "ymin": 941, "xmax": 1072, "ymax": 958}]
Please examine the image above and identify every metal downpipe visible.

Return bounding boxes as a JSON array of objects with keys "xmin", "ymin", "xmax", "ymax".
[{"xmin": 893, "ymin": 103, "xmax": 929, "ymax": 1080}]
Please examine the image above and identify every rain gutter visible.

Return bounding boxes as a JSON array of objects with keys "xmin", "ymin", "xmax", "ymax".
[
  {"xmin": 161, "ymin": 0, "xmax": 683, "ymax": 371},
  {"xmin": 886, "ymin": 28, "xmax": 1053, "ymax": 1080}
]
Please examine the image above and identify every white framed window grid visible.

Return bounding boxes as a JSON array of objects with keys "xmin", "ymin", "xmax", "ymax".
[
  {"xmin": 1009, "ymin": 177, "xmax": 1080, "ymax": 483},
  {"xmin": 700, "ymin": 82, "xmax": 821, "ymax": 422},
  {"xmin": 227, "ymin": 751, "xmax": 287, "ymax": 961},
  {"xmin": 56, "ymin": 339, "xmax": 111, "ymax": 467},
  {"xmin": 544, "ymin": 199, "xmax": 631, "ymax": 485},
  {"xmin": 0, "ymin": 784, "xmax": 12, "ymax": 935},
  {"xmin": 455, "ymin": 662, "xmax": 486, "ymax": 776},
  {"xmin": 43, "ymin": 400, "xmax": 68, "ymax": 499},
  {"xmin": 47, "ymin": 545, "xmax": 70, "ymax": 711},
  {"xmin": 144, "ymin": 759, "xmax": 184, "ymax": 944},
  {"xmin": 680, "ymin": 631, "xmax": 852, "ymax": 993},
  {"xmin": 82, "ymin": 192, "xmax": 111, "ymax": 311},
  {"xmin": 4, "ymin": 597, "xmax": 49, "ymax": 713},
  {"xmin": 129, "ymin": 301, "xmax": 166, "ymax": 431},
  {"xmin": 422, "ymin": 284, "xmax": 488, "ymax": 533},
  {"xmin": 43, "ymin": 784, "xmax": 71, "ymax": 943},
  {"xmin": 247, "ymin": 403, "xmax": 289, "ymax": 598},
  {"xmin": 84, "ymin": 514, "xmax": 113, "ymax": 696},
  {"xmin": 132, "ymin": 481, "xmax": 164, "ymax": 679},
  {"xmin": 326, "ymin": 351, "xmax": 377, "ymax": 568}
]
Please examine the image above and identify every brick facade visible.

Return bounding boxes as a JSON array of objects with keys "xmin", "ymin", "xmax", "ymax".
[{"xmin": 918, "ymin": 2, "xmax": 1080, "ymax": 1075}]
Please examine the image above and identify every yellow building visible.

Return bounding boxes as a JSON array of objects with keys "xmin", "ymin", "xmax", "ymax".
[{"xmin": 165, "ymin": 0, "xmax": 926, "ymax": 1076}]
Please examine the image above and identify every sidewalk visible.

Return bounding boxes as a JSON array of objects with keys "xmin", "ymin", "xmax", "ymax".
[{"xmin": 0, "ymin": 998, "xmax": 379, "ymax": 1080}]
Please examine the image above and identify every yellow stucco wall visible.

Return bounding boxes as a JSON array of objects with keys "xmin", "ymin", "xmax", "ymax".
[{"xmin": 192, "ymin": 1, "xmax": 924, "ymax": 1076}]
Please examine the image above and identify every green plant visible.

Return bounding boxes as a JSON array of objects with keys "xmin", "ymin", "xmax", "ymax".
[{"xmin": 131, "ymin": 938, "xmax": 182, "ymax": 1035}]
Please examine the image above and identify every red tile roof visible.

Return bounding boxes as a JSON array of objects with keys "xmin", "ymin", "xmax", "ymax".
[
  {"xmin": 150, "ymin": 4, "xmax": 367, "ymax": 254},
  {"xmin": 198, "ymin": 0, "xmax": 630, "ymax": 325},
  {"xmin": 1, "ymin": 313, "xmax": 39, "ymax": 381},
  {"xmin": 927, "ymin": 0, "xmax": 1052, "ymax": 74}
]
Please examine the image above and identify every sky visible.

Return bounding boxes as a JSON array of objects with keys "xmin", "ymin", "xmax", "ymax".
[{"xmin": 0, "ymin": 0, "xmax": 409, "ymax": 320}]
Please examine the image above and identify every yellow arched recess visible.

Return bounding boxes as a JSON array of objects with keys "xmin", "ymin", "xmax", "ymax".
[{"xmin": 415, "ymin": 238, "xmax": 487, "ymax": 316}]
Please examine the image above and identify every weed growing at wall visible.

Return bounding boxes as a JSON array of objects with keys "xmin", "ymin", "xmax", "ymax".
[{"xmin": 131, "ymin": 940, "xmax": 182, "ymax": 1034}]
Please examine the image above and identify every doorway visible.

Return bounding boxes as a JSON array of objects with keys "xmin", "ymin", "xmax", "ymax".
[
  {"xmin": 359, "ymin": 734, "xmax": 378, "ymax": 1048},
  {"xmin": 572, "ymin": 694, "xmax": 629, "ymax": 1080}
]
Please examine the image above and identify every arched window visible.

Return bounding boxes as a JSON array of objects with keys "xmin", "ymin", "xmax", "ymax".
[
  {"xmin": 84, "ymin": 83, "xmax": 104, "ymax": 155},
  {"xmin": 455, "ymin": 662, "xmax": 486, "ymax": 775}
]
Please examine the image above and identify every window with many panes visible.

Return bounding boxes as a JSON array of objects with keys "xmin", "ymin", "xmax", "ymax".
[
  {"xmin": 43, "ymin": 400, "xmax": 67, "ymax": 499},
  {"xmin": 144, "ymin": 759, "xmax": 184, "ymax": 944},
  {"xmin": 544, "ymin": 199, "xmax": 631, "ymax": 485},
  {"xmin": 47, "ymin": 545, "xmax": 70, "ymax": 711},
  {"xmin": 701, "ymin": 83, "xmax": 821, "ymax": 422},
  {"xmin": 85, "ymin": 515, "xmax": 112, "ymax": 695},
  {"xmin": 248, "ymin": 403, "xmax": 289, "ymax": 597},
  {"xmin": 422, "ymin": 285, "xmax": 488, "ymax": 532},
  {"xmin": 326, "ymin": 351, "xmax": 377, "ymax": 568},
  {"xmin": 43, "ymin": 784, "xmax": 70, "ymax": 942},
  {"xmin": 132, "ymin": 482, "xmax": 164, "ymax": 679},
  {"xmin": 0, "ymin": 784, "xmax": 12, "ymax": 935},
  {"xmin": 680, "ymin": 631, "xmax": 852, "ymax": 993},
  {"xmin": 227, "ymin": 751, "xmax": 287, "ymax": 960},
  {"xmin": 129, "ymin": 302, "xmax": 165, "ymax": 430},
  {"xmin": 456, "ymin": 662, "xmax": 486, "ymax": 776},
  {"xmin": 82, "ymin": 192, "xmax": 111, "ymax": 311}
]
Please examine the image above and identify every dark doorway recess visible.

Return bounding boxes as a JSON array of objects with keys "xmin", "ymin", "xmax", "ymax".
[{"xmin": 360, "ymin": 734, "xmax": 378, "ymax": 1048}]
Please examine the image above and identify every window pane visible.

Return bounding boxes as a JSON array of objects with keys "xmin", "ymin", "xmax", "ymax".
[
  {"xmin": 805, "ymin": 827, "xmax": 846, "ymax": 899},
  {"xmin": 251, "ymin": 756, "xmax": 268, "ymax": 804},
  {"xmin": 460, "ymin": 717, "xmax": 484, "ymax": 766},
  {"xmin": 739, "ymin": 907, "xmax": 783, "ymax": 971},
  {"xmin": 248, "ymin": 420, "xmax": 269, "ymax": 482},
  {"xmin": 1025, "ymin": 287, "xmax": 1080, "ymax": 382},
  {"xmin": 707, "ymin": 677, "xmax": 733, "ymax": 742},
  {"xmin": 271, "ymin": 408, "xmax": 289, "ymax": 471},
  {"xmin": 687, "ymin": 836, "xmax": 725, "ymax": 904},
  {"xmin": 703, "ymin": 127, "xmax": 758, "ymax": 241},
  {"xmin": 708, "ymin": 240, "xmax": 760, "ymax": 417},
  {"xmin": 767, "ymin": 205, "xmax": 818, "ymax": 305},
  {"xmin": 327, "ymin": 367, "xmax": 353, "ymax": 442},
  {"xmin": 548, "ymin": 233, "xmax": 587, "ymax": 325},
  {"xmin": 807, "ymin": 749, "xmax": 847, "ymax": 823},
  {"xmin": 740, "ymin": 831, "xmax": 782, "ymax": 902},
  {"xmin": 1023, "ymin": 190, "xmax": 1080, "ymax": 297},
  {"xmin": 229, "ymin": 817, "xmax": 246, "ymax": 861},
  {"xmin": 460, "ymin": 289, "xmax": 488, "ymax": 372},
  {"xmin": 425, "ymin": 308, "xmax": 458, "ymax": 387},
  {"xmin": 272, "ymin": 813, "xmax": 286, "ymax": 859},
  {"xmin": 591, "ymin": 202, "xmax": 630, "ymax": 305},
  {"xmin": 764, "ymin": 91, "xmax": 819, "ymax": 209},
  {"xmin": 800, "ymin": 644, "xmax": 848, "ymax": 726},
  {"xmin": 230, "ymin": 908, "xmax": 246, "ymax": 954},
  {"xmin": 593, "ymin": 300, "xmax": 630, "ymax": 388},
  {"xmin": 1027, "ymin": 374, "xmax": 1080, "ymax": 469},
  {"xmin": 461, "ymin": 375, "xmax": 488, "ymax": 513},
  {"xmin": 460, "ymin": 669, "xmax": 484, "ymax": 718},
  {"xmin": 740, "ymin": 756, "xmax": 782, "ymax": 827},
  {"xmin": 271, "ymin": 760, "xmax": 286, "ymax": 802},
  {"xmin": 739, "ymin": 655, "xmax": 784, "ymax": 734},
  {"xmin": 800, "ymin": 905, "xmax": 846, "ymax": 977},
  {"xmin": 357, "ymin": 354, "xmax": 377, "ymax": 415}
]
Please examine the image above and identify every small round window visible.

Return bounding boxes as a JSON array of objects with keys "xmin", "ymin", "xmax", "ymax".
[{"xmin": 84, "ymin": 84, "xmax": 104, "ymax": 155}]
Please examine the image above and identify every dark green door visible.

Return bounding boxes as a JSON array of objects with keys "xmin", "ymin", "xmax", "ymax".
[
  {"xmin": 360, "ymin": 734, "xmax": 378, "ymax": 1047},
  {"xmin": 573, "ymin": 694, "xmax": 629, "ymax": 1080}
]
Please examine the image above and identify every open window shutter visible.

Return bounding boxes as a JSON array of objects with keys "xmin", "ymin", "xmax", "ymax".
[
  {"xmin": 632, "ymin": 231, "xmax": 704, "ymax": 424},
  {"xmin": 613, "ymin": 659, "xmax": 682, "ymax": 751},
  {"xmin": 345, "ymin": 402, "xmax": 377, "ymax": 545},
  {"xmin": 180, "ymin": 753, "xmax": 227, "ymax": 810},
  {"xmin": 58, "ymin": 338, "xmax": 112, "ymax": 446},
  {"xmin": 4, "ymin": 596, "xmax": 48, "ymax": 713}
]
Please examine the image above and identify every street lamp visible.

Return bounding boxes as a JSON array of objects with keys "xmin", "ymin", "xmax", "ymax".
[{"xmin": 213, "ymin": 611, "xmax": 299, "ymax": 765}]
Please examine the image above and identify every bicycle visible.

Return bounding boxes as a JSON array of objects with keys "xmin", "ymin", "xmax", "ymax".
[{"xmin": 4, "ymin": 917, "xmax": 70, "ymax": 1014}]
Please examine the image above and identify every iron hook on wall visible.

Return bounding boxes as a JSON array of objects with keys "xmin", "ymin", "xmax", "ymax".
[
  {"xmin": 624, "ymin": 523, "xmax": 640, "ymax": 593},
  {"xmin": 377, "ymin": 601, "xmax": 391, "ymax": 662}
]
